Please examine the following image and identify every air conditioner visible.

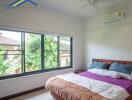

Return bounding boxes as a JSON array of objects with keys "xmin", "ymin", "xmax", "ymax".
[{"xmin": 103, "ymin": 11, "xmax": 125, "ymax": 24}]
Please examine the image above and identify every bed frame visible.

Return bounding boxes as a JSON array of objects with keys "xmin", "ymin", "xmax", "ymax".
[
  {"xmin": 93, "ymin": 58, "xmax": 132, "ymax": 64},
  {"xmin": 51, "ymin": 58, "xmax": 132, "ymax": 100}
]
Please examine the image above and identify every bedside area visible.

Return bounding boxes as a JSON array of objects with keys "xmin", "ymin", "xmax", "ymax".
[{"xmin": 75, "ymin": 70, "xmax": 86, "ymax": 74}]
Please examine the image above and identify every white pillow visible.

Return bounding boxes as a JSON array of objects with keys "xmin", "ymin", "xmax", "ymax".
[
  {"xmin": 119, "ymin": 72, "xmax": 132, "ymax": 80},
  {"xmin": 88, "ymin": 69, "xmax": 121, "ymax": 78},
  {"xmin": 88, "ymin": 68, "xmax": 132, "ymax": 80}
]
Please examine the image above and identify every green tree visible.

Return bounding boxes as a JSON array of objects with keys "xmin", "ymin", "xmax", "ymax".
[
  {"xmin": 25, "ymin": 34, "xmax": 41, "ymax": 71},
  {"xmin": 45, "ymin": 36, "xmax": 57, "ymax": 69},
  {"xmin": 0, "ymin": 46, "xmax": 9, "ymax": 76},
  {"xmin": 25, "ymin": 34, "xmax": 57, "ymax": 71}
]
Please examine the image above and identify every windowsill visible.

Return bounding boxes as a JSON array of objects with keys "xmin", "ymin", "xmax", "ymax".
[{"xmin": 0, "ymin": 66, "xmax": 72, "ymax": 80}]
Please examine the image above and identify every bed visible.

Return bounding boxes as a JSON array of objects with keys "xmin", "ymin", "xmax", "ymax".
[{"xmin": 46, "ymin": 59, "xmax": 132, "ymax": 100}]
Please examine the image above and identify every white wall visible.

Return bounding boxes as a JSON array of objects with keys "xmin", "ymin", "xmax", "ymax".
[
  {"xmin": 84, "ymin": 5, "xmax": 132, "ymax": 68},
  {"xmin": 0, "ymin": 8, "xmax": 84, "ymax": 97}
]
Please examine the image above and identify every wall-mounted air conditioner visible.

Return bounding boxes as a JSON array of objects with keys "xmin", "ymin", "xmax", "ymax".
[{"xmin": 103, "ymin": 11, "xmax": 125, "ymax": 24}]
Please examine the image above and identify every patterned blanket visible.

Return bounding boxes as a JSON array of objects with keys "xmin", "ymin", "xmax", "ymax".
[{"xmin": 46, "ymin": 72, "xmax": 132, "ymax": 100}]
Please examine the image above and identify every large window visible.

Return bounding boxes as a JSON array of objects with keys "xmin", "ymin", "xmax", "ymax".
[{"xmin": 0, "ymin": 29, "xmax": 72, "ymax": 79}]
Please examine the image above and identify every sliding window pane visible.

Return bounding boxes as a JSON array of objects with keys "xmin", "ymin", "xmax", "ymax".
[
  {"xmin": 60, "ymin": 37, "xmax": 70, "ymax": 50},
  {"xmin": 59, "ymin": 36, "xmax": 71, "ymax": 67},
  {"xmin": 44, "ymin": 35, "xmax": 57, "ymax": 69},
  {"xmin": 25, "ymin": 33, "xmax": 41, "ymax": 72},
  {"xmin": 0, "ymin": 30, "xmax": 22, "ymax": 76},
  {"xmin": 60, "ymin": 50, "xmax": 70, "ymax": 67}
]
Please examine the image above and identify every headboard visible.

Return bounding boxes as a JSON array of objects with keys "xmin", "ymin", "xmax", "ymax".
[{"xmin": 93, "ymin": 59, "xmax": 132, "ymax": 65}]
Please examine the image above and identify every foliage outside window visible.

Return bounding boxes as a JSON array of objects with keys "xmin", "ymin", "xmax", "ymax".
[
  {"xmin": 0, "ymin": 30, "xmax": 72, "ymax": 79},
  {"xmin": 25, "ymin": 33, "xmax": 41, "ymax": 72},
  {"xmin": 44, "ymin": 36, "xmax": 58, "ymax": 69}
]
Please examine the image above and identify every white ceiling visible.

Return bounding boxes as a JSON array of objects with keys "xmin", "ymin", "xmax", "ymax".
[
  {"xmin": 36, "ymin": 0, "xmax": 131, "ymax": 18},
  {"xmin": 0, "ymin": 0, "xmax": 131, "ymax": 18}
]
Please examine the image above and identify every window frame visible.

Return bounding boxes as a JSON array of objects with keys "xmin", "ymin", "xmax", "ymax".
[{"xmin": 0, "ymin": 29, "xmax": 73, "ymax": 80}]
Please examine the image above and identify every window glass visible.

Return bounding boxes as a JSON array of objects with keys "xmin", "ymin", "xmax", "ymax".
[
  {"xmin": 60, "ymin": 50, "xmax": 70, "ymax": 67},
  {"xmin": 25, "ymin": 33, "xmax": 41, "ymax": 72},
  {"xmin": 59, "ymin": 37, "xmax": 71, "ymax": 67},
  {"xmin": 60, "ymin": 37, "xmax": 70, "ymax": 50},
  {"xmin": 0, "ymin": 30, "xmax": 22, "ymax": 76},
  {"xmin": 44, "ymin": 35, "xmax": 57, "ymax": 69}
]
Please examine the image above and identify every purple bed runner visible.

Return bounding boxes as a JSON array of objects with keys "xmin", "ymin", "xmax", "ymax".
[{"xmin": 79, "ymin": 71, "xmax": 132, "ymax": 94}]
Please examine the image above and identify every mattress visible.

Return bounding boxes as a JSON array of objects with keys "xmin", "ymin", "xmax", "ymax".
[{"xmin": 46, "ymin": 71, "xmax": 132, "ymax": 100}]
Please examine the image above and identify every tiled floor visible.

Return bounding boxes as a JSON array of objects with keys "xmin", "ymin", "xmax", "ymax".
[{"xmin": 10, "ymin": 90, "xmax": 55, "ymax": 100}]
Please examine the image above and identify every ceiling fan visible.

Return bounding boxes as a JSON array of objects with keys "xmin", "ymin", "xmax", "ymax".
[{"xmin": 80, "ymin": 0, "xmax": 116, "ymax": 9}]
